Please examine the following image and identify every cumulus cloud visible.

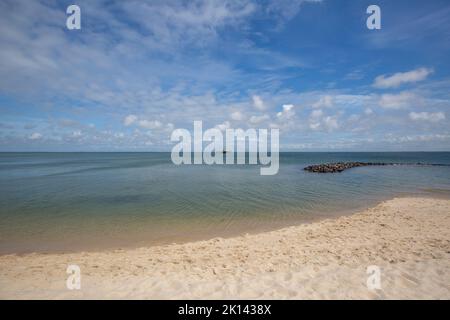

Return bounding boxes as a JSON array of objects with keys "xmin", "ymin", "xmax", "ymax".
[
  {"xmin": 373, "ymin": 68, "xmax": 433, "ymax": 88},
  {"xmin": 308, "ymin": 108, "xmax": 339, "ymax": 132},
  {"xmin": 379, "ymin": 92, "xmax": 417, "ymax": 109},
  {"xmin": 215, "ymin": 121, "xmax": 231, "ymax": 131},
  {"xmin": 71, "ymin": 130, "xmax": 82, "ymax": 138},
  {"xmin": 124, "ymin": 115, "xmax": 138, "ymax": 126},
  {"xmin": 231, "ymin": 111, "xmax": 245, "ymax": 121},
  {"xmin": 29, "ymin": 132, "xmax": 42, "ymax": 140},
  {"xmin": 310, "ymin": 109, "xmax": 324, "ymax": 119},
  {"xmin": 138, "ymin": 120, "xmax": 163, "ymax": 130},
  {"xmin": 309, "ymin": 122, "xmax": 321, "ymax": 130},
  {"xmin": 249, "ymin": 114, "xmax": 270, "ymax": 124},
  {"xmin": 252, "ymin": 95, "xmax": 266, "ymax": 111},
  {"xmin": 312, "ymin": 95, "xmax": 333, "ymax": 108},
  {"xmin": 0, "ymin": 1, "xmax": 448, "ymax": 152},
  {"xmin": 323, "ymin": 116, "xmax": 339, "ymax": 131},
  {"xmin": 123, "ymin": 114, "xmax": 174, "ymax": 135},
  {"xmin": 276, "ymin": 104, "xmax": 295, "ymax": 120},
  {"xmin": 409, "ymin": 112, "xmax": 445, "ymax": 122},
  {"xmin": 364, "ymin": 108, "xmax": 374, "ymax": 115},
  {"xmin": 385, "ymin": 134, "xmax": 450, "ymax": 143},
  {"xmin": 309, "ymin": 109, "xmax": 322, "ymax": 130},
  {"xmin": 166, "ymin": 123, "xmax": 175, "ymax": 131}
]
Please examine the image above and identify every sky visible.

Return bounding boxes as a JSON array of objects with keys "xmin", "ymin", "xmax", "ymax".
[{"xmin": 1, "ymin": 0, "xmax": 450, "ymax": 151}]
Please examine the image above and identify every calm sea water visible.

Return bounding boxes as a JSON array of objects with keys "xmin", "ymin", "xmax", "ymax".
[{"xmin": 1, "ymin": 152, "xmax": 450, "ymax": 254}]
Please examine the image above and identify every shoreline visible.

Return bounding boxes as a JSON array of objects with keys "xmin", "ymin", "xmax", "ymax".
[
  {"xmin": 0, "ymin": 196, "xmax": 449, "ymax": 299},
  {"xmin": 1, "ymin": 191, "xmax": 448, "ymax": 256}
]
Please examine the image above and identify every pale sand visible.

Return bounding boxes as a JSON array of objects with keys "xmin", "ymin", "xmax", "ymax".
[{"xmin": 0, "ymin": 197, "xmax": 449, "ymax": 300}]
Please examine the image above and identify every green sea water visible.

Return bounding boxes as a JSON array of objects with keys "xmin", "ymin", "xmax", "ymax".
[{"xmin": 0, "ymin": 152, "xmax": 449, "ymax": 254}]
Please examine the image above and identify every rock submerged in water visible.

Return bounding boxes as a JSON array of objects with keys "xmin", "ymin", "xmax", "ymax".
[
  {"xmin": 305, "ymin": 162, "xmax": 401, "ymax": 173},
  {"xmin": 304, "ymin": 162, "xmax": 449, "ymax": 173}
]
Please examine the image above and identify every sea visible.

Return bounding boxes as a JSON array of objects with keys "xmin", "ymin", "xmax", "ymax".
[{"xmin": 1, "ymin": 152, "xmax": 449, "ymax": 254}]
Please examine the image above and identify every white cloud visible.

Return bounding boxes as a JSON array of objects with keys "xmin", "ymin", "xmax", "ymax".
[
  {"xmin": 308, "ymin": 109, "xmax": 339, "ymax": 132},
  {"xmin": 276, "ymin": 104, "xmax": 295, "ymax": 120},
  {"xmin": 138, "ymin": 120, "xmax": 163, "ymax": 130},
  {"xmin": 373, "ymin": 67, "xmax": 433, "ymax": 88},
  {"xmin": 124, "ymin": 115, "xmax": 138, "ymax": 126},
  {"xmin": 385, "ymin": 133, "xmax": 450, "ymax": 143},
  {"xmin": 166, "ymin": 123, "xmax": 175, "ymax": 131},
  {"xmin": 310, "ymin": 109, "xmax": 338, "ymax": 131},
  {"xmin": 231, "ymin": 111, "xmax": 245, "ymax": 121},
  {"xmin": 71, "ymin": 130, "xmax": 82, "ymax": 138},
  {"xmin": 123, "ymin": 115, "xmax": 173, "ymax": 138},
  {"xmin": 379, "ymin": 92, "xmax": 416, "ymax": 109},
  {"xmin": 323, "ymin": 116, "xmax": 339, "ymax": 131},
  {"xmin": 249, "ymin": 114, "xmax": 270, "ymax": 124},
  {"xmin": 348, "ymin": 114, "xmax": 360, "ymax": 122},
  {"xmin": 310, "ymin": 109, "xmax": 324, "ymax": 119},
  {"xmin": 309, "ymin": 122, "xmax": 321, "ymax": 130},
  {"xmin": 29, "ymin": 132, "xmax": 42, "ymax": 140},
  {"xmin": 215, "ymin": 121, "xmax": 231, "ymax": 131},
  {"xmin": 122, "ymin": 0, "xmax": 257, "ymax": 47},
  {"xmin": 309, "ymin": 109, "xmax": 323, "ymax": 130},
  {"xmin": 0, "ymin": 1, "xmax": 447, "ymax": 152},
  {"xmin": 364, "ymin": 108, "xmax": 373, "ymax": 115},
  {"xmin": 252, "ymin": 95, "xmax": 265, "ymax": 110},
  {"xmin": 409, "ymin": 112, "xmax": 445, "ymax": 122},
  {"xmin": 267, "ymin": 0, "xmax": 323, "ymax": 21},
  {"xmin": 312, "ymin": 95, "xmax": 333, "ymax": 108}
]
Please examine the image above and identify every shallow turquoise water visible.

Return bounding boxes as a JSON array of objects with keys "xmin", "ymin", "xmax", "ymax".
[{"xmin": 0, "ymin": 152, "xmax": 449, "ymax": 254}]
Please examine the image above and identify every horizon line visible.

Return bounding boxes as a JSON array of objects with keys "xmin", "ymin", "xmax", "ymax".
[{"xmin": 1, "ymin": 150, "xmax": 450, "ymax": 153}]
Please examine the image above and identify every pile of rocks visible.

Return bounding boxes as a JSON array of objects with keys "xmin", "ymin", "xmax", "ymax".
[
  {"xmin": 304, "ymin": 162, "xmax": 392, "ymax": 173},
  {"xmin": 304, "ymin": 162, "xmax": 449, "ymax": 173}
]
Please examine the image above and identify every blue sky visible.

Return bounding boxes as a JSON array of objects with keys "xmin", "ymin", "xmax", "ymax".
[{"xmin": 1, "ymin": 0, "xmax": 450, "ymax": 151}]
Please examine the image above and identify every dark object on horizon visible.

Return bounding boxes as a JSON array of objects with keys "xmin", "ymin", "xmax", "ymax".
[{"xmin": 304, "ymin": 162, "xmax": 449, "ymax": 173}]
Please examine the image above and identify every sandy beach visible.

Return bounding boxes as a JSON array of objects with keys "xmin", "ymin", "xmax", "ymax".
[{"xmin": 0, "ymin": 197, "xmax": 449, "ymax": 300}]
